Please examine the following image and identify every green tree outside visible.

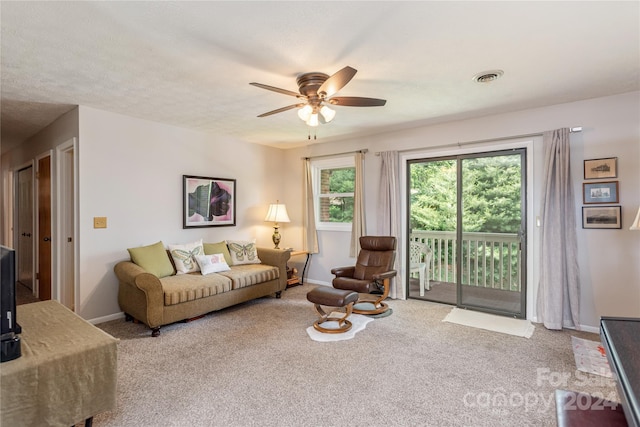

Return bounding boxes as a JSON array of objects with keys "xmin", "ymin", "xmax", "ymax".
[
  {"xmin": 410, "ymin": 155, "xmax": 521, "ymax": 233},
  {"xmin": 322, "ymin": 167, "xmax": 354, "ymax": 222},
  {"xmin": 410, "ymin": 154, "xmax": 523, "ymax": 290}
]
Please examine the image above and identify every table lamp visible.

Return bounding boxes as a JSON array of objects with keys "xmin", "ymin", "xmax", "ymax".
[{"xmin": 264, "ymin": 201, "xmax": 290, "ymax": 249}]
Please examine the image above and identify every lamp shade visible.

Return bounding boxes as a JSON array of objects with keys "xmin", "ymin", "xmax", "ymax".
[
  {"xmin": 297, "ymin": 105, "xmax": 313, "ymax": 121},
  {"xmin": 306, "ymin": 113, "xmax": 319, "ymax": 127},
  {"xmin": 320, "ymin": 105, "xmax": 336, "ymax": 123},
  {"xmin": 630, "ymin": 206, "xmax": 640, "ymax": 230},
  {"xmin": 264, "ymin": 203, "xmax": 290, "ymax": 224}
]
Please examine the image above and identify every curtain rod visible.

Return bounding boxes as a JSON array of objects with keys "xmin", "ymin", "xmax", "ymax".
[
  {"xmin": 375, "ymin": 127, "xmax": 582, "ymax": 156},
  {"xmin": 455, "ymin": 127, "xmax": 582, "ymax": 147},
  {"xmin": 302, "ymin": 148, "xmax": 368, "ymax": 160}
]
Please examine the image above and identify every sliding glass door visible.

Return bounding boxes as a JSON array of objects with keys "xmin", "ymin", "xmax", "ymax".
[{"xmin": 408, "ymin": 149, "xmax": 526, "ymax": 318}]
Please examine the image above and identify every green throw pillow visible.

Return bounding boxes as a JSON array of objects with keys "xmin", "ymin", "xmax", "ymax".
[
  {"xmin": 128, "ymin": 241, "xmax": 175, "ymax": 278},
  {"xmin": 203, "ymin": 241, "xmax": 233, "ymax": 266}
]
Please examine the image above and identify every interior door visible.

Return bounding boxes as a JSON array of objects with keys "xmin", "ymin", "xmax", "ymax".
[
  {"xmin": 17, "ymin": 166, "xmax": 34, "ymax": 290},
  {"xmin": 38, "ymin": 156, "xmax": 52, "ymax": 300}
]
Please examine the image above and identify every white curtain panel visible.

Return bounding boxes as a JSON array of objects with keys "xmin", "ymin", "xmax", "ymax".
[
  {"xmin": 536, "ymin": 128, "xmax": 581, "ymax": 330},
  {"xmin": 350, "ymin": 151, "xmax": 366, "ymax": 257},
  {"xmin": 378, "ymin": 151, "xmax": 404, "ymax": 299},
  {"xmin": 303, "ymin": 159, "xmax": 319, "ymax": 254}
]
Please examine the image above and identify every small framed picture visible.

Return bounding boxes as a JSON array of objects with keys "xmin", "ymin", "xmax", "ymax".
[
  {"xmin": 183, "ymin": 175, "xmax": 236, "ymax": 228},
  {"xmin": 584, "ymin": 157, "xmax": 617, "ymax": 180},
  {"xmin": 582, "ymin": 206, "xmax": 621, "ymax": 229},
  {"xmin": 583, "ymin": 181, "xmax": 619, "ymax": 204}
]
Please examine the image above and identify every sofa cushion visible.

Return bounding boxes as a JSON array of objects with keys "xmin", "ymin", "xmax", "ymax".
[
  {"xmin": 195, "ymin": 253, "xmax": 231, "ymax": 275},
  {"xmin": 168, "ymin": 239, "xmax": 204, "ymax": 274},
  {"xmin": 217, "ymin": 264, "xmax": 279, "ymax": 290},
  {"xmin": 161, "ymin": 273, "xmax": 232, "ymax": 306},
  {"xmin": 203, "ymin": 241, "xmax": 232, "ymax": 265},
  {"xmin": 226, "ymin": 239, "xmax": 261, "ymax": 265},
  {"xmin": 128, "ymin": 241, "xmax": 175, "ymax": 278}
]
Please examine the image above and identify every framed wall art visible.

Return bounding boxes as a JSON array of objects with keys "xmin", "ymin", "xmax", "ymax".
[
  {"xmin": 183, "ymin": 175, "xmax": 236, "ymax": 228},
  {"xmin": 582, "ymin": 206, "xmax": 621, "ymax": 229},
  {"xmin": 584, "ymin": 157, "xmax": 617, "ymax": 180},
  {"xmin": 583, "ymin": 181, "xmax": 619, "ymax": 204}
]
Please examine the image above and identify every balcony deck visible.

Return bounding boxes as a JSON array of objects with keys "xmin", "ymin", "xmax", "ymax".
[{"xmin": 407, "ymin": 278, "xmax": 522, "ymax": 315}]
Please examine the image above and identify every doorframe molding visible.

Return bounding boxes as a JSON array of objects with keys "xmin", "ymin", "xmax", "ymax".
[
  {"xmin": 55, "ymin": 137, "xmax": 78, "ymax": 311},
  {"xmin": 2, "ymin": 163, "xmax": 15, "ymax": 248}
]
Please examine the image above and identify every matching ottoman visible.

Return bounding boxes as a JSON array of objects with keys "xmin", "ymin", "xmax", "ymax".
[{"xmin": 306, "ymin": 287, "xmax": 359, "ymax": 334}]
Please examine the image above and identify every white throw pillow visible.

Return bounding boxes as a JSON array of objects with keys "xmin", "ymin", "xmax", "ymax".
[
  {"xmin": 226, "ymin": 239, "xmax": 261, "ymax": 265},
  {"xmin": 168, "ymin": 239, "xmax": 204, "ymax": 274},
  {"xmin": 195, "ymin": 253, "xmax": 231, "ymax": 275}
]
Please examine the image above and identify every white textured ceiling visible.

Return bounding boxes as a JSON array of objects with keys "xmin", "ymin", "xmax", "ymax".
[{"xmin": 2, "ymin": 1, "xmax": 639, "ymax": 153}]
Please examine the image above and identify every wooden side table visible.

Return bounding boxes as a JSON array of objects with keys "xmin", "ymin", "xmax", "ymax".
[{"xmin": 286, "ymin": 250, "xmax": 310, "ymax": 288}]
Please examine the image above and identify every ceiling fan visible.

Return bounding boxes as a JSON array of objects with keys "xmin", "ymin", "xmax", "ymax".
[{"xmin": 250, "ymin": 66, "xmax": 386, "ymax": 127}]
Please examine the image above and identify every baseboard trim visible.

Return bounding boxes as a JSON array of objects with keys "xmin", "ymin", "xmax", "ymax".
[
  {"xmin": 88, "ymin": 312, "xmax": 125, "ymax": 325},
  {"xmin": 301, "ymin": 279, "xmax": 331, "ymax": 287},
  {"xmin": 529, "ymin": 317, "xmax": 600, "ymax": 334}
]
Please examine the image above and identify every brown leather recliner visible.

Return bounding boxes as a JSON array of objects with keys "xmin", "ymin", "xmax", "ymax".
[{"xmin": 331, "ymin": 236, "xmax": 397, "ymax": 315}]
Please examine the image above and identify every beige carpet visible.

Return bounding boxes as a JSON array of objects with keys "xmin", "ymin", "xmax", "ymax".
[
  {"xmin": 443, "ymin": 307, "xmax": 535, "ymax": 338},
  {"xmin": 91, "ymin": 285, "xmax": 618, "ymax": 427}
]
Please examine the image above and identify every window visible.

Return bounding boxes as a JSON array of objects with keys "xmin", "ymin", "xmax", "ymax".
[{"xmin": 311, "ymin": 156, "xmax": 355, "ymax": 231}]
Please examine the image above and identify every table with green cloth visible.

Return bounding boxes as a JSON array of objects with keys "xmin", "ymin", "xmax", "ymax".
[{"xmin": 1, "ymin": 300, "xmax": 117, "ymax": 426}]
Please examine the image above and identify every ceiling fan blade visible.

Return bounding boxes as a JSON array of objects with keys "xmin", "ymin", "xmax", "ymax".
[
  {"xmin": 257, "ymin": 103, "xmax": 305, "ymax": 117},
  {"xmin": 328, "ymin": 96, "xmax": 387, "ymax": 107},
  {"xmin": 318, "ymin": 66, "xmax": 357, "ymax": 98},
  {"xmin": 250, "ymin": 82, "xmax": 303, "ymax": 98}
]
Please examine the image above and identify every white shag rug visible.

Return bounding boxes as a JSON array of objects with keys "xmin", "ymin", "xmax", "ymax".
[
  {"xmin": 306, "ymin": 312, "xmax": 373, "ymax": 342},
  {"xmin": 443, "ymin": 307, "xmax": 535, "ymax": 338}
]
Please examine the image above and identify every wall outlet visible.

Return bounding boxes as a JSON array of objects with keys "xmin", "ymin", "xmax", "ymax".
[{"xmin": 94, "ymin": 217, "xmax": 107, "ymax": 229}]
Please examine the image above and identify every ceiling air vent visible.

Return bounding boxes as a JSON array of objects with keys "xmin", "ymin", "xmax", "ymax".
[{"xmin": 473, "ymin": 70, "xmax": 504, "ymax": 83}]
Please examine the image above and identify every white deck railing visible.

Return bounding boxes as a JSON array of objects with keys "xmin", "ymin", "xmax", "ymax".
[{"xmin": 410, "ymin": 230, "xmax": 522, "ymax": 291}]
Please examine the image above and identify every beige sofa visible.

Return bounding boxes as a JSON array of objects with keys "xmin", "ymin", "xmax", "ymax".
[{"xmin": 114, "ymin": 246, "xmax": 290, "ymax": 336}]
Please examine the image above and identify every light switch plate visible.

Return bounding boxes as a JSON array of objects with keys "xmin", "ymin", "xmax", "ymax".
[{"xmin": 94, "ymin": 217, "xmax": 107, "ymax": 228}]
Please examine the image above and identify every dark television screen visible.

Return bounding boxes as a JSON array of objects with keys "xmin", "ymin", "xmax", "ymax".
[{"xmin": 1, "ymin": 245, "xmax": 18, "ymax": 336}]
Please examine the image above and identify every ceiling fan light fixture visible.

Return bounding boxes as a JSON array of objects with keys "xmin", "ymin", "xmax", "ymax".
[
  {"xmin": 319, "ymin": 105, "xmax": 336, "ymax": 123},
  {"xmin": 297, "ymin": 104, "xmax": 313, "ymax": 121},
  {"xmin": 251, "ymin": 66, "xmax": 386, "ymax": 128},
  {"xmin": 306, "ymin": 113, "xmax": 319, "ymax": 127}
]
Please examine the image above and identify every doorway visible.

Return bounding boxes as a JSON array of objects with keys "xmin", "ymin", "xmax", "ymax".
[
  {"xmin": 407, "ymin": 149, "xmax": 526, "ymax": 318},
  {"xmin": 16, "ymin": 166, "xmax": 34, "ymax": 291}
]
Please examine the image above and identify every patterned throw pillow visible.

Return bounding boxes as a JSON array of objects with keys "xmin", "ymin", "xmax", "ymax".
[
  {"xmin": 226, "ymin": 239, "xmax": 261, "ymax": 265},
  {"xmin": 195, "ymin": 253, "xmax": 231, "ymax": 275},
  {"xmin": 167, "ymin": 239, "xmax": 204, "ymax": 274}
]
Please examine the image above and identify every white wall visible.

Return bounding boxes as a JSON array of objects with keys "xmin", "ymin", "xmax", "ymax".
[
  {"xmin": 76, "ymin": 106, "xmax": 286, "ymax": 321},
  {"xmin": 283, "ymin": 92, "xmax": 640, "ymax": 330}
]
